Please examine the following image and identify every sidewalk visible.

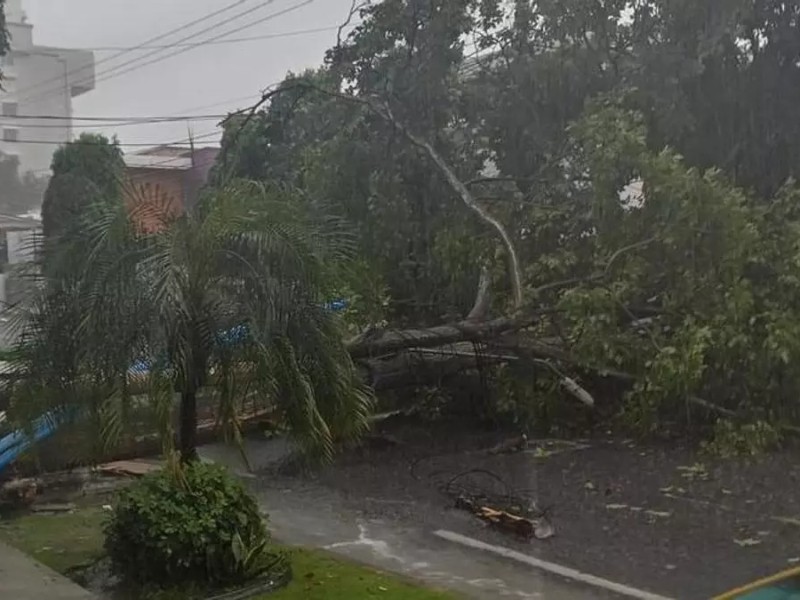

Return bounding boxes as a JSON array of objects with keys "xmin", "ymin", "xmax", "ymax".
[{"xmin": 0, "ymin": 540, "xmax": 96, "ymax": 600}]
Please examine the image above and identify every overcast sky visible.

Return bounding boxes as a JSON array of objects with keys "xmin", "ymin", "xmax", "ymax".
[{"xmin": 22, "ymin": 0, "xmax": 358, "ymax": 147}]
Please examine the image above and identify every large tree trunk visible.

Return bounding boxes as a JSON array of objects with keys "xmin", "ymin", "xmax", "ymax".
[
  {"xmin": 179, "ymin": 389, "xmax": 198, "ymax": 462},
  {"xmin": 347, "ymin": 314, "xmax": 539, "ymax": 359}
]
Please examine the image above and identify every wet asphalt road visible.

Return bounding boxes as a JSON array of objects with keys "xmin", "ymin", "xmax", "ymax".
[{"xmin": 200, "ymin": 439, "xmax": 647, "ymax": 600}]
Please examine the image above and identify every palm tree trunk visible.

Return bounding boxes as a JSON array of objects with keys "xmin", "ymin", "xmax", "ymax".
[{"xmin": 179, "ymin": 389, "xmax": 198, "ymax": 462}]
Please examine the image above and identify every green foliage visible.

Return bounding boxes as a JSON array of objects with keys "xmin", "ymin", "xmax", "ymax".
[
  {"xmin": 0, "ymin": 508, "xmax": 105, "ymax": 575},
  {"xmin": 488, "ymin": 362, "xmax": 586, "ymax": 435},
  {"xmin": 215, "ymin": 0, "xmax": 800, "ymax": 440},
  {"xmin": 325, "ymin": 257, "xmax": 391, "ymax": 334},
  {"xmin": 104, "ymin": 462, "xmax": 269, "ymax": 587},
  {"xmin": 12, "ymin": 179, "xmax": 373, "ymax": 463},
  {"xmin": 411, "ymin": 385, "xmax": 452, "ymax": 422},
  {"xmin": 219, "ymin": 5, "xmax": 489, "ymax": 324},
  {"xmin": 272, "ymin": 547, "xmax": 457, "ymax": 600},
  {"xmin": 41, "ymin": 133, "xmax": 124, "ymax": 241},
  {"xmin": 1, "ymin": 506, "xmax": 457, "ymax": 600},
  {"xmin": 489, "ymin": 363, "xmax": 545, "ymax": 431},
  {"xmin": 0, "ymin": 0, "xmax": 8, "ymax": 78},
  {"xmin": 702, "ymin": 419, "xmax": 782, "ymax": 458},
  {"xmin": 532, "ymin": 103, "xmax": 800, "ymax": 435}
]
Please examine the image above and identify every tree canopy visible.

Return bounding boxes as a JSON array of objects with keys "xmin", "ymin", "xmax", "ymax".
[
  {"xmin": 41, "ymin": 133, "xmax": 125, "ymax": 241},
  {"xmin": 216, "ymin": 0, "xmax": 800, "ymax": 444},
  {"xmin": 9, "ymin": 0, "xmax": 800, "ymax": 458},
  {"xmin": 0, "ymin": 0, "xmax": 8, "ymax": 80},
  {"xmin": 12, "ymin": 179, "xmax": 372, "ymax": 462}
]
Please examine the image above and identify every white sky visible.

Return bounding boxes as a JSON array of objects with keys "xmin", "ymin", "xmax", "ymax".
[{"xmin": 21, "ymin": 0, "xmax": 357, "ymax": 147}]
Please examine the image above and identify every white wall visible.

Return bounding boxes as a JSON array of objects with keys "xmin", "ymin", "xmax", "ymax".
[
  {"xmin": 6, "ymin": 228, "xmax": 39, "ymax": 264},
  {"xmin": 0, "ymin": 9, "xmax": 94, "ymax": 175}
]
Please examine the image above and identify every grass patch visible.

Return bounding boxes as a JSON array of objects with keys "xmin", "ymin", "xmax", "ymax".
[
  {"xmin": 0, "ymin": 507, "xmax": 106, "ymax": 573},
  {"xmin": 0, "ymin": 508, "xmax": 459, "ymax": 599},
  {"xmin": 270, "ymin": 548, "xmax": 455, "ymax": 599}
]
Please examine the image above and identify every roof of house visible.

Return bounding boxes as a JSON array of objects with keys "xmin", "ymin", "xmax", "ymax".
[
  {"xmin": 0, "ymin": 213, "xmax": 41, "ymax": 230},
  {"xmin": 123, "ymin": 145, "xmax": 219, "ymax": 171}
]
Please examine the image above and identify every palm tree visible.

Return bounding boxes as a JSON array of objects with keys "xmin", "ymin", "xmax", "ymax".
[{"xmin": 9, "ymin": 180, "xmax": 373, "ymax": 463}]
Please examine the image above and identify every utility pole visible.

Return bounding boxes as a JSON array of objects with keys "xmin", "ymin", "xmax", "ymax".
[{"xmin": 60, "ymin": 58, "xmax": 71, "ymax": 142}]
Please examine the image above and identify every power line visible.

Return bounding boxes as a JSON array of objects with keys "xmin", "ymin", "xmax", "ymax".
[
  {"xmin": 84, "ymin": 25, "xmax": 338, "ymax": 51},
  {"xmin": 0, "ymin": 114, "xmax": 230, "ymax": 129},
  {"xmin": 12, "ymin": 42, "xmax": 490, "ymax": 132},
  {"xmin": 18, "ymin": 0, "xmax": 311, "ymax": 107},
  {"xmin": 1, "ymin": 114, "xmax": 229, "ymax": 122},
  {"xmin": 8, "ymin": 0, "xmax": 255, "ymax": 101},
  {"xmin": 26, "ymin": 128, "xmax": 222, "ymax": 177},
  {"xmin": 177, "ymin": 93, "xmax": 263, "ymax": 115},
  {"xmin": 5, "ymin": 131, "xmax": 221, "ymax": 148},
  {"xmin": 78, "ymin": 0, "xmax": 316, "ymax": 101}
]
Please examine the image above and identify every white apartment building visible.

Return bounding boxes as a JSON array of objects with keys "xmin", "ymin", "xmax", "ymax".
[{"xmin": 0, "ymin": 0, "xmax": 95, "ymax": 174}]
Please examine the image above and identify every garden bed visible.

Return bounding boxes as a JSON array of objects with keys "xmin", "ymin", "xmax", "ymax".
[{"xmin": 0, "ymin": 505, "xmax": 460, "ymax": 599}]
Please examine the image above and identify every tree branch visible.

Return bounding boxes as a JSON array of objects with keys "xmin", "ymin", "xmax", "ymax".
[
  {"xmin": 239, "ymin": 80, "xmax": 525, "ymax": 311},
  {"xmin": 466, "ymin": 265, "xmax": 492, "ymax": 321},
  {"xmin": 336, "ymin": 0, "xmax": 365, "ymax": 48},
  {"xmin": 380, "ymin": 104, "xmax": 524, "ymax": 310},
  {"xmin": 531, "ymin": 237, "xmax": 658, "ymax": 298},
  {"xmin": 347, "ymin": 314, "xmax": 540, "ymax": 359}
]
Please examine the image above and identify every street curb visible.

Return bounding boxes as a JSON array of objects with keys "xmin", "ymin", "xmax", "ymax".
[{"xmin": 433, "ymin": 530, "xmax": 676, "ymax": 600}]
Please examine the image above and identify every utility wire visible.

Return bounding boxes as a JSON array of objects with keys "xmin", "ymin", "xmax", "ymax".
[
  {"xmin": 18, "ymin": 0, "xmax": 311, "ymax": 107},
  {"xmin": 9, "ymin": 0, "xmax": 255, "ymax": 101},
  {"xmin": 26, "ymin": 129, "xmax": 221, "ymax": 176},
  {"xmin": 1, "ymin": 114, "xmax": 229, "ymax": 122},
  {"xmin": 84, "ymin": 25, "xmax": 338, "ymax": 51},
  {"xmin": 6, "ymin": 130, "xmax": 220, "ymax": 147},
  {"xmin": 1, "ymin": 114, "xmax": 231, "ymax": 129},
  {"xmin": 79, "ymin": 0, "xmax": 316, "ymax": 100}
]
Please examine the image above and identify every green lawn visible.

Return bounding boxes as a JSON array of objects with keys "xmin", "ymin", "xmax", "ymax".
[
  {"xmin": 0, "ymin": 507, "xmax": 106, "ymax": 573},
  {"xmin": 272, "ymin": 548, "xmax": 453, "ymax": 600},
  {"xmin": 0, "ymin": 508, "xmax": 457, "ymax": 599}
]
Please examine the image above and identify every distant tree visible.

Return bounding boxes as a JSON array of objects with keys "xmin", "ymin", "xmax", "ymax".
[
  {"xmin": 0, "ymin": 0, "xmax": 8, "ymax": 80},
  {"xmin": 41, "ymin": 133, "xmax": 125, "ymax": 240},
  {"xmin": 39, "ymin": 134, "xmax": 125, "ymax": 286},
  {"xmin": 0, "ymin": 152, "xmax": 48, "ymax": 215}
]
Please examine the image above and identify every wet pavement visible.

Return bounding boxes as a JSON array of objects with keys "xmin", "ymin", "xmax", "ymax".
[
  {"xmin": 199, "ymin": 439, "xmax": 640, "ymax": 600},
  {"xmin": 259, "ymin": 482, "xmax": 621, "ymax": 600},
  {"xmin": 0, "ymin": 541, "xmax": 97, "ymax": 600}
]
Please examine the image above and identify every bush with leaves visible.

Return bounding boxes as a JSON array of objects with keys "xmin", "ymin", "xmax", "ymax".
[
  {"xmin": 104, "ymin": 462, "xmax": 272, "ymax": 588},
  {"xmin": 702, "ymin": 419, "xmax": 781, "ymax": 458},
  {"xmin": 526, "ymin": 102, "xmax": 800, "ymax": 435}
]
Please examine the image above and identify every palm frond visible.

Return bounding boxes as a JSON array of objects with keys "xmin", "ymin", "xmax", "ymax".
[{"xmin": 9, "ymin": 176, "xmax": 373, "ymax": 464}]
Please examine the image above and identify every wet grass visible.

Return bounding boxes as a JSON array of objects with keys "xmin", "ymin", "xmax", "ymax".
[
  {"xmin": 0, "ymin": 507, "xmax": 106, "ymax": 573},
  {"xmin": 272, "ymin": 547, "xmax": 456, "ymax": 599},
  {"xmin": 0, "ymin": 507, "xmax": 458, "ymax": 599}
]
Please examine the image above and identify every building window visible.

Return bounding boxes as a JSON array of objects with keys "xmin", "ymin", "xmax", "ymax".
[
  {"xmin": 2, "ymin": 102, "xmax": 18, "ymax": 117},
  {"xmin": 2, "ymin": 128, "xmax": 19, "ymax": 142}
]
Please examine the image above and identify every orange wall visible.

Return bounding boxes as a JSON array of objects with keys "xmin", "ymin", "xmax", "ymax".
[{"xmin": 123, "ymin": 168, "xmax": 185, "ymax": 232}]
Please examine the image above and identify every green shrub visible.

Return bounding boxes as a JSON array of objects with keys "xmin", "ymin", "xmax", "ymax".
[
  {"xmin": 702, "ymin": 419, "xmax": 781, "ymax": 458},
  {"xmin": 104, "ymin": 461, "xmax": 269, "ymax": 588}
]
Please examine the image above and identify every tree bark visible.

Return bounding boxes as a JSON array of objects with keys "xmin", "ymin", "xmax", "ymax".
[
  {"xmin": 179, "ymin": 389, "xmax": 198, "ymax": 462},
  {"xmin": 347, "ymin": 314, "xmax": 539, "ymax": 359},
  {"xmin": 382, "ymin": 107, "xmax": 524, "ymax": 310}
]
